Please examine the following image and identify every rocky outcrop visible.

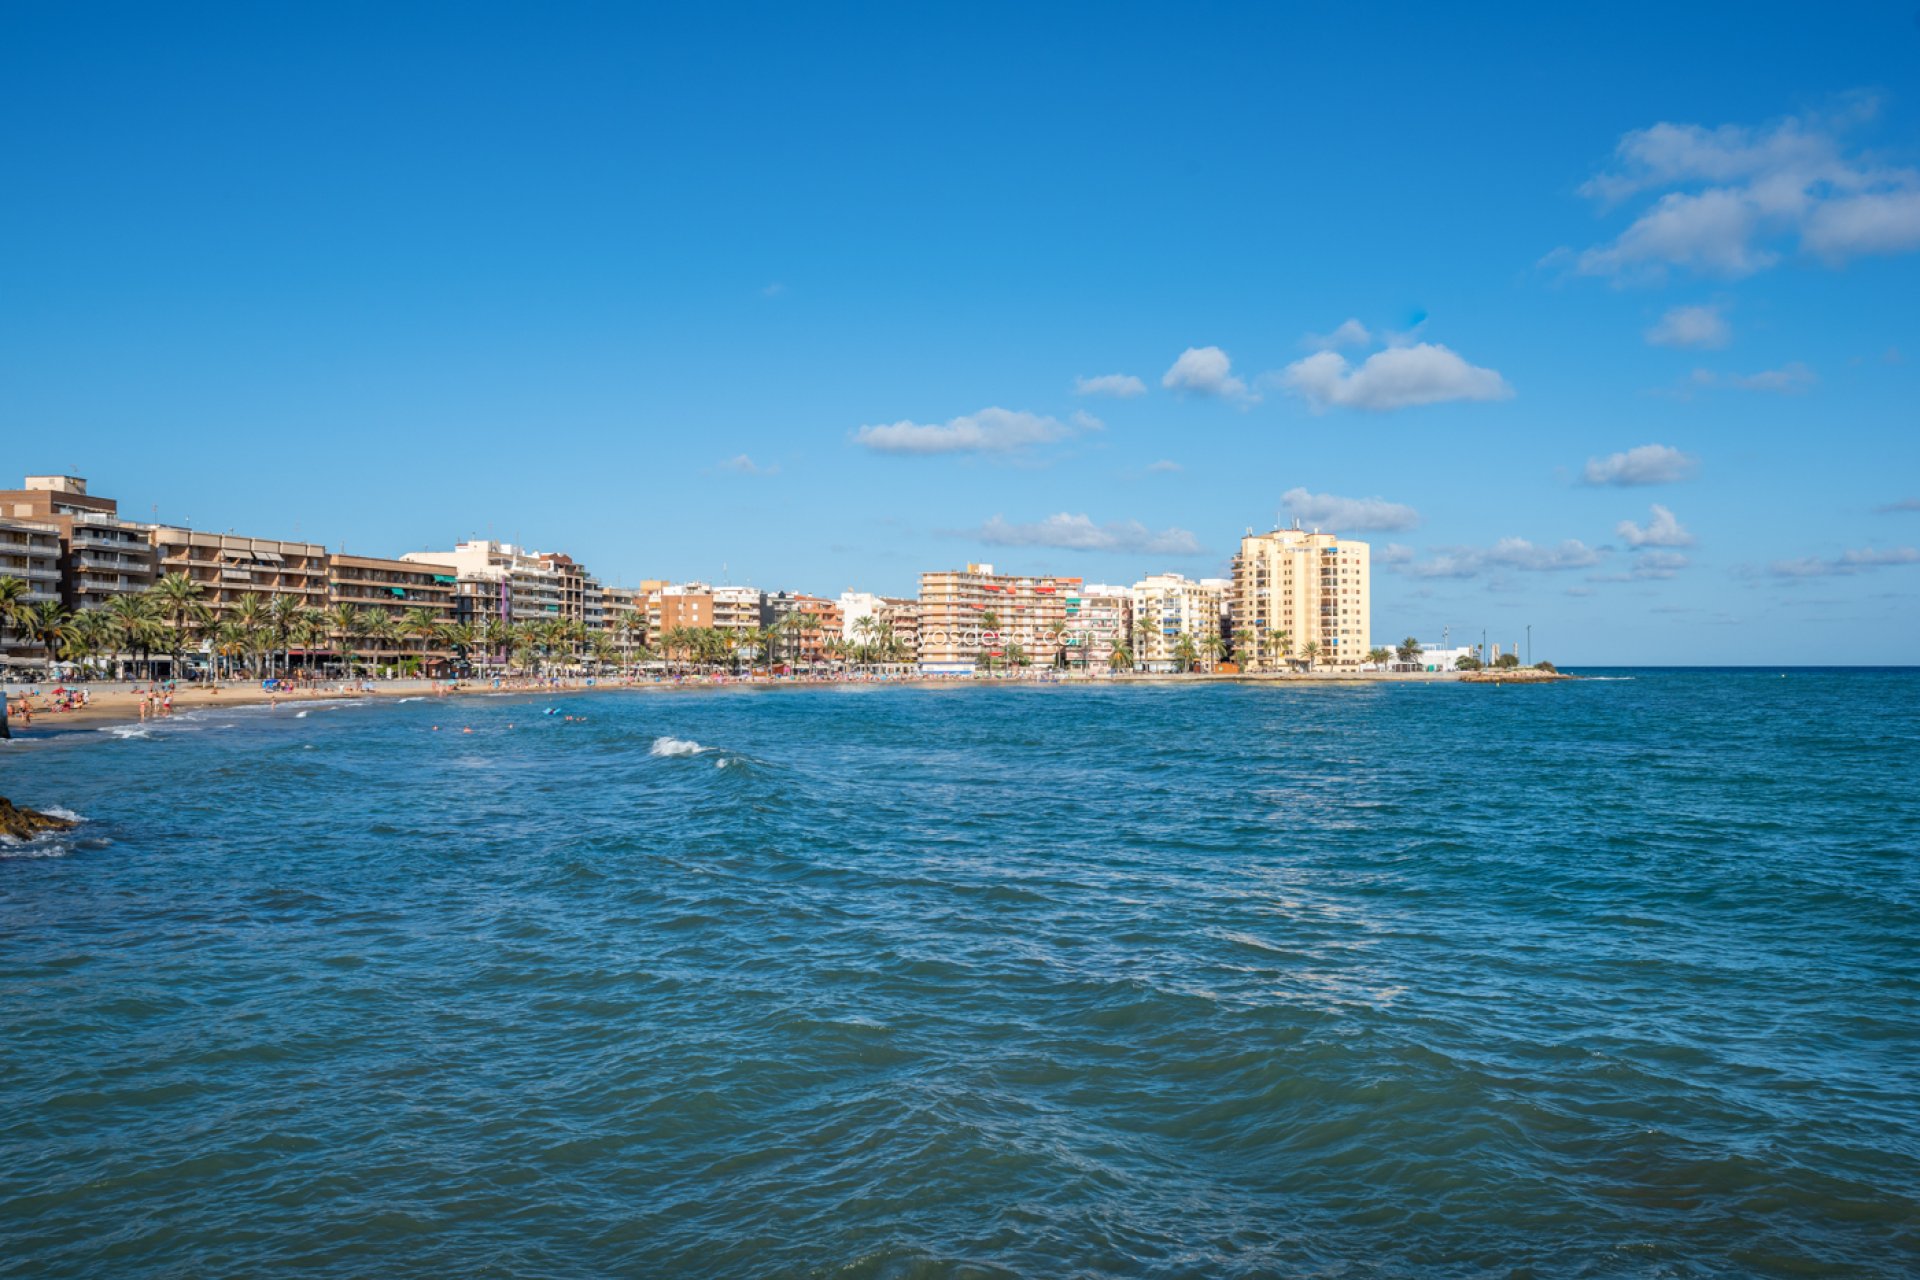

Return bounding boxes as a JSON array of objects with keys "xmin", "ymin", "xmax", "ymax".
[{"xmin": 0, "ymin": 798, "xmax": 77, "ymax": 840}]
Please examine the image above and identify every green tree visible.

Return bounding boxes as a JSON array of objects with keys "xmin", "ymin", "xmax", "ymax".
[
  {"xmin": 1108, "ymin": 640, "xmax": 1132, "ymax": 671},
  {"xmin": 20, "ymin": 600, "xmax": 72, "ymax": 668},
  {"xmin": 1300, "ymin": 640, "xmax": 1321, "ymax": 671},
  {"xmin": 327, "ymin": 603, "xmax": 367, "ymax": 678},
  {"xmin": 1396, "ymin": 636, "xmax": 1423, "ymax": 666},
  {"xmin": 149, "ymin": 572, "xmax": 208, "ymax": 680},
  {"xmin": 0, "ymin": 576, "xmax": 30, "ymax": 658},
  {"xmin": 1173, "ymin": 633, "xmax": 1199, "ymax": 673}
]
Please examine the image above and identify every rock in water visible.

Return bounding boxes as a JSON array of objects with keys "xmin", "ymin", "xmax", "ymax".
[{"xmin": 0, "ymin": 798, "xmax": 78, "ymax": 840}]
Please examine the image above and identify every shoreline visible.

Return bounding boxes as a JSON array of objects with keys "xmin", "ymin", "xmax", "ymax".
[{"xmin": 1, "ymin": 667, "xmax": 1572, "ymax": 743}]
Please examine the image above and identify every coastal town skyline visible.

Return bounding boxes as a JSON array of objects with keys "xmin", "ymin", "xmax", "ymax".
[{"xmin": 5, "ymin": 6, "xmax": 1918, "ymax": 665}]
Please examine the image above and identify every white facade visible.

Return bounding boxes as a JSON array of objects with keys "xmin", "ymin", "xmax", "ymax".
[
  {"xmin": 838, "ymin": 590, "xmax": 885, "ymax": 641},
  {"xmin": 1129, "ymin": 573, "xmax": 1228, "ymax": 671},
  {"xmin": 402, "ymin": 541, "xmax": 563, "ymax": 625}
]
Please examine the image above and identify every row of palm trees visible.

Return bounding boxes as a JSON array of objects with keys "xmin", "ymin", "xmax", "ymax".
[
  {"xmin": 0, "ymin": 574, "xmax": 648, "ymax": 681},
  {"xmin": 0, "ymin": 576, "xmax": 926, "ymax": 682},
  {"xmin": 651, "ymin": 613, "xmax": 914, "ymax": 676}
]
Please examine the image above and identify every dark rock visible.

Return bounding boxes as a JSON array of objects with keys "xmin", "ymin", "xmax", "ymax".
[{"xmin": 0, "ymin": 797, "xmax": 78, "ymax": 841}]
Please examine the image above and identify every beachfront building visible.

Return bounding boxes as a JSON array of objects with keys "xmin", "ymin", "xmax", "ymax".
[
  {"xmin": 1229, "ymin": 525, "xmax": 1371, "ymax": 671},
  {"xmin": 917, "ymin": 563, "xmax": 1083, "ymax": 675},
  {"xmin": 1129, "ymin": 574, "xmax": 1229, "ymax": 672},
  {"xmin": 403, "ymin": 541, "xmax": 564, "ymax": 631},
  {"xmin": 837, "ymin": 590, "xmax": 885, "ymax": 642},
  {"xmin": 0, "ymin": 475, "xmax": 156, "ymax": 613},
  {"xmin": 325, "ymin": 553, "xmax": 458, "ymax": 672},
  {"xmin": 764, "ymin": 592, "xmax": 844, "ymax": 666},
  {"xmin": 875, "ymin": 597, "xmax": 920, "ymax": 661},
  {"xmin": 1389, "ymin": 643, "xmax": 1475, "ymax": 673},
  {"xmin": 0, "ymin": 515, "xmax": 63, "ymax": 664},
  {"xmin": 151, "ymin": 526, "xmax": 330, "ymax": 620},
  {"xmin": 1070, "ymin": 583, "xmax": 1133, "ymax": 670}
]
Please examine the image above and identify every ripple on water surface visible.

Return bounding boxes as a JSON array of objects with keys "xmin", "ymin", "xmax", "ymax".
[{"xmin": 2, "ymin": 671, "xmax": 1918, "ymax": 1277}]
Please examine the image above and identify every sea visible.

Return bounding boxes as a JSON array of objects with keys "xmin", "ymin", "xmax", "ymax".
[{"xmin": 2, "ymin": 670, "xmax": 1916, "ymax": 1277}]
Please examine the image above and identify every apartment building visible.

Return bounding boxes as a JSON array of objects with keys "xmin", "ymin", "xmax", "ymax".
[
  {"xmin": 917, "ymin": 563, "xmax": 1083, "ymax": 674},
  {"xmin": 325, "ymin": 553, "xmax": 458, "ymax": 668},
  {"xmin": 876, "ymin": 597, "xmax": 920, "ymax": 661},
  {"xmin": 403, "ymin": 541, "xmax": 564, "ymax": 629},
  {"xmin": 764, "ymin": 592, "xmax": 844, "ymax": 666},
  {"xmin": 0, "ymin": 475, "xmax": 155, "ymax": 611},
  {"xmin": 1130, "ymin": 573, "xmax": 1230, "ymax": 671},
  {"xmin": 151, "ymin": 526, "xmax": 329, "ymax": 619},
  {"xmin": 1070, "ymin": 583, "xmax": 1134, "ymax": 670},
  {"xmin": 1228, "ymin": 525, "xmax": 1371, "ymax": 670},
  {"xmin": 0, "ymin": 515, "xmax": 62, "ymax": 661}
]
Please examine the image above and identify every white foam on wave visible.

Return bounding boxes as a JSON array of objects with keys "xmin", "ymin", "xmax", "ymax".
[
  {"xmin": 0, "ymin": 808, "xmax": 89, "ymax": 859},
  {"xmin": 396, "ymin": 697, "xmax": 425, "ymax": 703},
  {"xmin": 100, "ymin": 725, "xmax": 151, "ymax": 740},
  {"xmin": 650, "ymin": 736, "xmax": 708, "ymax": 757},
  {"xmin": 295, "ymin": 710, "xmax": 309, "ymax": 718}
]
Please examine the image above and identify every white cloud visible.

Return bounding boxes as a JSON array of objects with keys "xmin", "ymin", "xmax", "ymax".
[
  {"xmin": 1281, "ymin": 487, "xmax": 1420, "ymax": 532},
  {"xmin": 1877, "ymin": 497, "xmax": 1920, "ymax": 514},
  {"xmin": 853, "ymin": 406, "xmax": 1092, "ymax": 455},
  {"xmin": 1581, "ymin": 443, "xmax": 1698, "ymax": 487},
  {"xmin": 1769, "ymin": 546, "xmax": 1920, "ymax": 578},
  {"xmin": 716, "ymin": 454, "xmax": 778, "ymax": 476},
  {"xmin": 1278, "ymin": 343, "xmax": 1512, "ymax": 413},
  {"xmin": 1162, "ymin": 346, "xmax": 1254, "ymax": 402},
  {"xmin": 1617, "ymin": 504, "xmax": 1694, "ymax": 548},
  {"xmin": 1304, "ymin": 318, "xmax": 1372, "ymax": 350},
  {"xmin": 972, "ymin": 513, "xmax": 1203, "ymax": 556},
  {"xmin": 1395, "ymin": 537, "xmax": 1603, "ymax": 579},
  {"xmin": 1074, "ymin": 373, "xmax": 1148, "ymax": 398},
  {"xmin": 1646, "ymin": 304, "xmax": 1731, "ymax": 349},
  {"xmin": 1145, "ymin": 459, "xmax": 1182, "ymax": 474},
  {"xmin": 1566, "ymin": 99, "xmax": 1920, "ymax": 280}
]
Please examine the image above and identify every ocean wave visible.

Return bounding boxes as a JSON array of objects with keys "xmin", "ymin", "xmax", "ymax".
[
  {"xmin": 295, "ymin": 710, "xmax": 309, "ymax": 718},
  {"xmin": 650, "ymin": 736, "xmax": 708, "ymax": 757},
  {"xmin": 99, "ymin": 725, "xmax": 151, "ymax": 739},
  {"xmin": 396, "ymin": 697, "xmax": 425, "ymax": 703}
]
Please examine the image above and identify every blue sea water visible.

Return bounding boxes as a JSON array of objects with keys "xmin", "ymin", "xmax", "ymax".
[{"xmin": 2, "ymin": 671, "xmax": 1917, "ymax": 1277}]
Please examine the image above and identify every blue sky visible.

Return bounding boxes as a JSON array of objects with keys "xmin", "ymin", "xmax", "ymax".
[{"xmin": 3, "ymin": 3, "xmax": 1917, "ymax": 663}]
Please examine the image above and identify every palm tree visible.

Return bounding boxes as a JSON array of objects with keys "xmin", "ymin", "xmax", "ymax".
[
  {"xmin": 289, "ymin": 608, "xmax": 327, "ymax": 677},
  {"xmin": 149, "ymin": 572, "xmax": 208, "ymax": 680},
  {"xmin": 266, "ymin": 592, "xmax": 303, "ymax": 679},
  {"xmin": 102, "ymin": 593, "xmax": 161, "ymax": 679},
  {"xmin": 1269, "ymin": 627, "xmax": 1291, "ymax": 672},
  {"xmin": 979, "ymin": 609, "xmax": 999, "ymax": 676},
  {"xmin": 326, "ymin": 603, "xmax": 367, "ymax": 678},
  {"xmin": 229, "ymin": 593, "xmax": 269, "ymax": 678},
  {"xmin": 1005, "ymin": 641, "xmax": 1029, "ymax": 672},
  {"xmin": 1301, "ymin": 640, "xmax": 1321, "ymax": 671},
  {"xmin": 62, "ymin": 609, "xmax": 110, "ymax": 679},
  {"xmin": 1046, "ymin": 619, "xmax": 1070, "ymax": 670},
  {"xmin": 1366, "ymin": 646, "xmax": 1392, "ymax": 668},
  {"xmin": 439, "ymin": 622, "xmax": 475, "ymax": 673},
  {"xmin": 20, "ymin": 600, "xmax": 71, "ymax": 670},
  {"xmin": 1396, "ymin": 636, "xmax": 1424, "ymax": 667},
  {"xmin": 1201, "ymin": 633, "xmax": 1227, "ymax": 673},
  {"xmin": 0, "ymin": 576, "xmax": 29, "ymax": 659},
  {"xmin": 1108, "ymin": 640, "xmax": 1132, "ymax": 671},
  {"xmin": 589, "ymin": 630, "xmax": 618, "ymax": 673},
  {"xmin": 1173, "ymin": 633, "xmax": 1199, "ymax": 674},
  {"xmin": 402, "ymin": 607, "xmax": 441, "ymax": 675}
]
